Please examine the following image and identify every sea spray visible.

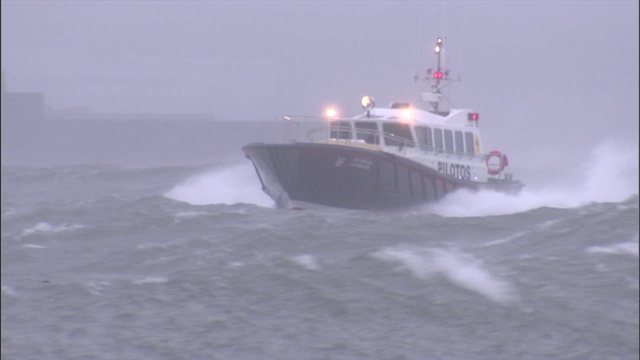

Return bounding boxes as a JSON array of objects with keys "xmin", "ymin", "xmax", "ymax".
[
  {"xmin": 426, "ymin": 141, "xmax": 639, "ymax": 217},
  {"xmin": 2, "ymin": 164, "xmax": 637, "ymax": 359},
  {"xmin": 165, "ymin": 163, "xmax": 273, "ymax": 207},
  {"xmin": 373, "ymin": 246, "xmax": 515, "ymax": 304}
]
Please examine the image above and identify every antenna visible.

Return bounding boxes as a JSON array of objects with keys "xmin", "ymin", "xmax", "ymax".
[
  {"xmin": 415, "ymin": 37, "xmax": 458, "ymax": 113},
  {"xmin": 432, "ymin": 37, "xmax": 444, "ymax": 92}
]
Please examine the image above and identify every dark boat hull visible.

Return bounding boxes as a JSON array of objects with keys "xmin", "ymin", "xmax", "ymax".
[{"xmin": 243, "ymin": 143, "xmax": 523, "ymax": 210}]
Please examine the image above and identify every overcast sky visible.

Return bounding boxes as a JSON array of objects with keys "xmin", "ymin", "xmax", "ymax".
[{"xmin": 2, "ymin": 1, "xmax": 638, "ymax": 168}]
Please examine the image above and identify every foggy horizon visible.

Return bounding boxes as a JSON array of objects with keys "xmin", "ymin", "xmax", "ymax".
[
  {"xmin": 2, "ymin": 5, "xmax": 638, "ymax": 355},
  {"xmin": 1, "ymin": 1, "xmax": 638, "ymax": 171}
]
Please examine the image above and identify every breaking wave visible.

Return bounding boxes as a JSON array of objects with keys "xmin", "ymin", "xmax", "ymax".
[
  {"xmin": 164, "ymin": 163, "xmax": 273, "ymax": 207},
  {"xmin": 586, "ymin": 233, "xmax": 640, "ymax": 258},
  {"xmin": 427, "ymin": 141, "xmax": 639, "ymax": 217},
  {"xmin": 17, "ymin": 222, "xmax": 84, "ymax": 240},
  {"xmin": 164, "ymin": 142, "xmax": 638, "ymax": 215},
  {"xmin": 373, "ymin": 246, "xmax": 515, "ymax": 304}
]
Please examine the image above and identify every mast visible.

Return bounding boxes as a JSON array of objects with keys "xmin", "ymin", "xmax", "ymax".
[
  {"xmin": 429, "ymin": 37, "xmax": 446, "ymax": 113},
  {"xmin": 420, "ymin": 37, "xmax": 452, "ymax": 113},
  {"xmin": 433, "ymin": 37, "xmax": 444, "ymax": 93}
]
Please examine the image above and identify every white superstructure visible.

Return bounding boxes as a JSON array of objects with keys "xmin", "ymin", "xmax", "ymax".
[{"xmin": 298, "ymin": 37, "xmax": 513, "ymax": 185}]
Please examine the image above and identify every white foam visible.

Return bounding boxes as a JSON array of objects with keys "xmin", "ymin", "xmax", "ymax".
[
  {"xmin": 227, "ymin": 261, "xmax": 245, "ymax": 268},
  {"xmin": 1, "ymin": 208, "xmax": 20, "ymax": 218},
  {"xmin": 289, "ymin": 254, "xmax": 321, "ymax": 271},
  {"xmin": 425, "ymin": 141, "xmax": 639, "ymax": 217},
  {"xmin": 1, "ymin": 286, "xmax": 18, "ymax": 297},
  {"xmin": 136, "ymin": 243, "xmax": 170, "ymax": 250},
  {"xmin": 131, "ymin": 276, "xmax": 169, "ymax": 285},
  {"xmin": 85, "ymin": 281, "xmax": 110, "ymax": 296},
  {"xmin": 586, "ymin": 242, "xmax": 639, "ymax": 257},
  {"xmin": 18, "ymin": 222, "xmax": 84, "ymax": 239},
  {"xmin": 374, "ymin": 248, "xmax": 436, "ymax": 279},
  {"xmin": 21, "ymin": 243, "xmax": 47, "ymax": 249},
  {"xmin": 586, "ymin": 235, "xmax": 639, "ymax": 258},
  {"xmin": 173, "ymin": 211, "xmax": 209, "ymax": 218},
  {"xmin": 374, "ymin": 247, "xmax": 514, "ymax": 304},
  {"xmin": 483, "ymin": 231, "xmax": 529, "ymax": 247},
  {"xmin": 165, "ymin": 163, "xmax": 274, "ymax": 207}
]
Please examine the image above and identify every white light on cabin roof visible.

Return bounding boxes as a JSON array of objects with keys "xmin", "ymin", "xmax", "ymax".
[
  {"xmin": 361, "ymin": 96, "xmax": 374, "ymax": 110},
  {"xmin": 326, "ymin": 108, "xmax": 337, "ymax": 118}
]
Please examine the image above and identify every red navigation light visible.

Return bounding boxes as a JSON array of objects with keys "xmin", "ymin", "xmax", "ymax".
[
  {"xmin": 467, "ymin": 113, "xmax": 479, "ymax": 121},
  {"xmin": 433, "ymin": 71, "xmax": 443, "ymax": 79}
]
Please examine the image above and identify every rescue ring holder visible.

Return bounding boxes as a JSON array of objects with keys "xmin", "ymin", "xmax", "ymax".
[{"xmin": 486, "ymin": 150, "xmax": 506, "ymax": 175}]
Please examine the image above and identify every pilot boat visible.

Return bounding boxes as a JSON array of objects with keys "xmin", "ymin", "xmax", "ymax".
[{"xmin": 243, "ymin": 37, "xmax": 523, "ymax": 210}]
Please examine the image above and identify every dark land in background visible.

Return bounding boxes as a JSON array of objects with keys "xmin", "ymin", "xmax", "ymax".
[{"xmin": 1, "ymin": 89, "xmax": 323, "ymax": 168}]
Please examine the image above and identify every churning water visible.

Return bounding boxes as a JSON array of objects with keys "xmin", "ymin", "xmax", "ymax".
[{"xmin": 2, "ymin": 143, "xmax": 638, "ymax": 359}]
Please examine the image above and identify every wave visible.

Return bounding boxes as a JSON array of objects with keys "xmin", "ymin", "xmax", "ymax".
[
  {"xmin": 373, "ymin": 246, "xmax": 515, "ymax": 305},
  {"xmin": 289, "ymin": 254, "xmax": 321, "ymax": 271},
  {"xmin": 586, "ymin": 233, "xmax": 639, "ymax": 258},
  {"xmin": 164, "ymin": 141, "xmax": 638, "ymax": 214},
  {"xmin": 164, "ymin": 163, "xmax": 274, "ymax": 207},
  {"xmin": 17, "ymin": 222, "xmax": 85, "ymax": 239},
  {"xmin": 426, "ymin": 141, "xmax": 639, "ymax": 217}
]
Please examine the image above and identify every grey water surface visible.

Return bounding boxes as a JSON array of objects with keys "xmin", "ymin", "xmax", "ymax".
[{"xmin": 2, "ymin": 164, "xmax": 638, "ymax": 360}]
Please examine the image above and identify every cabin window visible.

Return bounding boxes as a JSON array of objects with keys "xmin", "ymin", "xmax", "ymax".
[
  {"xmin": 355, "ymin": 122, "xmax": 380, "ymax": 144},
  {"xmin": 415, "ymin": 126, "xmax": 433, "ymax": 151},
  {"xmin": 330, "ymin": 121, "xmax": 352, "ymax": 140},
  {"xmin": 434, "ymin": 128, "xmax": 444, "ymax": 151},
  {"xmin": 444, "ymin": 130, "xmax": 454, "ymax": 153},
  {"xmin": 454, "ymin": 131, "xmax": 465, "ymax": 154},
  {"xmin": 464, "ymin": 132, "xmax": 475, "ymax": 155},
  {"xmin": 382, "ymin": 123, "xmax": 414, "ymax": 147}
]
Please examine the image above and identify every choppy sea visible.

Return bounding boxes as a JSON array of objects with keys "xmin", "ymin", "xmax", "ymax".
[{"xmin": 2, "ymin": 145, "xmax": 639, "ymax": 360}]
